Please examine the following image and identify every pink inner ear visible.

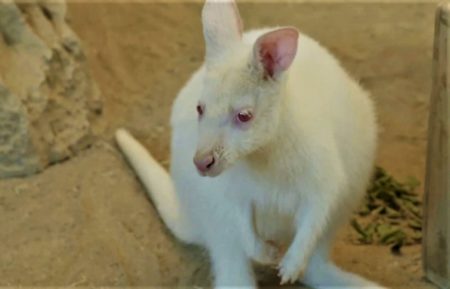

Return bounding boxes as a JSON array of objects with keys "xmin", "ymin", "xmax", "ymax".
[{"xmin": 255, "ymin": 28, "xmax": 299, "ymax": 79}]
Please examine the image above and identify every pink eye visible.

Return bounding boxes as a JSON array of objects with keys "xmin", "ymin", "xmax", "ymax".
[
  {"xmin": 197, "ymin": 104, "xmax": 204, "ymax": 117},
  {"xmin": 237, "ymin": 110, "xmax": 253, "ymax": 123}
]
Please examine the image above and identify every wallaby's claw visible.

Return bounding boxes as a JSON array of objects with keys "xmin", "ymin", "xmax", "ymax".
[{"xmin": 277, "ymin": 251, "xmax": 305, "ymax": 285}]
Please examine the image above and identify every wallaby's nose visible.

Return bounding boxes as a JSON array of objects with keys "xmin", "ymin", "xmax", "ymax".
[{"xmin": 193, "ymin": 153, "xmax": 215, "ymax": 174}]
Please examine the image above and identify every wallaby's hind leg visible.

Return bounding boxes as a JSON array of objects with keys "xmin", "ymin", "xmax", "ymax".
[
  {"xmin": 207, "ymin": 236, "xmax": 257, "ymax": 289},
  {"xmin": 303, "ymin": 238, "xmax": 388, "ymax": 289}
]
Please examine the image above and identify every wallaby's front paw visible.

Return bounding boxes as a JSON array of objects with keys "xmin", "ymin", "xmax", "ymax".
[
  {"xmin": 252, "ymin": 240, "xmax": 283, "ymax": 265},
  {"xmin": 277, "ymin": 252, "xmax": 305, "ymax": 285}
]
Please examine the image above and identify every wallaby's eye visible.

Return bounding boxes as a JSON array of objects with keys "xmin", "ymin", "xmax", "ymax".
[
  {"xmin": 197, "ymin": 104, "xmax": 204, "ymax": 117},
  {"xmin": 236, "ymin": 110, "xmax": 253, "ymax": 123}
]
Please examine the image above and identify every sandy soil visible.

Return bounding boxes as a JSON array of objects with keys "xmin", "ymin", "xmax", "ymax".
[{"xmin": 0, "ymin": 2, "xmax": 440, "ymax": 288}]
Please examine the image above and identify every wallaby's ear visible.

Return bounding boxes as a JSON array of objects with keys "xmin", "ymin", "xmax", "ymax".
[
  {"xmin": 202, "ymin": 0, "xmax": 243, "ymax": 62},
  {"xmin": 253, "ymin": 27, "xmax": 299, "ymax": 80}
]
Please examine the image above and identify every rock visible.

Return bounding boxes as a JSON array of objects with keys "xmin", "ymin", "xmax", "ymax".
[{"xmin": 0, "ymin": 1, "xmax": 101, "ymax": 178}]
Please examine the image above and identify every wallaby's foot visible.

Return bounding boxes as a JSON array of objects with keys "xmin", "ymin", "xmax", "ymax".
[
  {"xmin": 216, "ymin": 287, "xmax": 256, "ymax": 289},
  {"xmin": 209, "ymin": 238, "xmax": 257, "ymax": 289}
]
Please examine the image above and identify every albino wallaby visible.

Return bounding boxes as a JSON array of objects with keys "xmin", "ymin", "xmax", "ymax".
[{"xmin": 116, "ymin": 0, "xmax": 387, "ymax": 288}]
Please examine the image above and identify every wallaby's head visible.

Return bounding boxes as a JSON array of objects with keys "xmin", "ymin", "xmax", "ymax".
[{"xmin": 193, "ymin": 0, "xmax": 298, "ymax": 177}]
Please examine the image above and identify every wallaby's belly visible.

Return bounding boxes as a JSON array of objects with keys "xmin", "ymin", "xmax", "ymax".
[
  {"xmin": 240, "ymin": 168, "xmax": 301, "ymax": 246},
  {"xmin": 253, "ymin": 202, "xmax": 296, "ymax": 246}
]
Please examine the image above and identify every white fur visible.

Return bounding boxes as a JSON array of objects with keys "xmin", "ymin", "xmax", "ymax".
[{"xmin": 115, "ymin": 1, "xmax": 388, "ymax": 288}]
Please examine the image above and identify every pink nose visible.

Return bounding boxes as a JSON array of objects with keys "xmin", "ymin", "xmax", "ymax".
[{"xmin": 194, "ymin": 153, "xmax": 215, "ymax": 174}]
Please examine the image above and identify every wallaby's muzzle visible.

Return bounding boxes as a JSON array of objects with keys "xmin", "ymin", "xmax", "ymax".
[{"xmin": 193, "ymin": 150, "xmax": 224, "ymax": 177}]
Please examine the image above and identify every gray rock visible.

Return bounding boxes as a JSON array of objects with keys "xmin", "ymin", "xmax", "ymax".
[{"xmin": 0, "ymin": 1, "xmax": 101, "ymax": 178}]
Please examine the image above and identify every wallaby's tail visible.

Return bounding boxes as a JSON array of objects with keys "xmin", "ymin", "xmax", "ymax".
[{"xmin": 115, "ymin": 128, "xmax": 195, "ymax": 243}]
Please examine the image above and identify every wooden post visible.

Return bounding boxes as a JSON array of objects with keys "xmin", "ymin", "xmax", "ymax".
[{"xmin": 424, "ymin": 3, "xmax": 450, "ymax": 289}]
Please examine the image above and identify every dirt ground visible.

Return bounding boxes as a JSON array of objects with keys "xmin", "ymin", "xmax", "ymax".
[{"xmin": 0, "ymin": 2, "xmax": 441, "ymax": 288}]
